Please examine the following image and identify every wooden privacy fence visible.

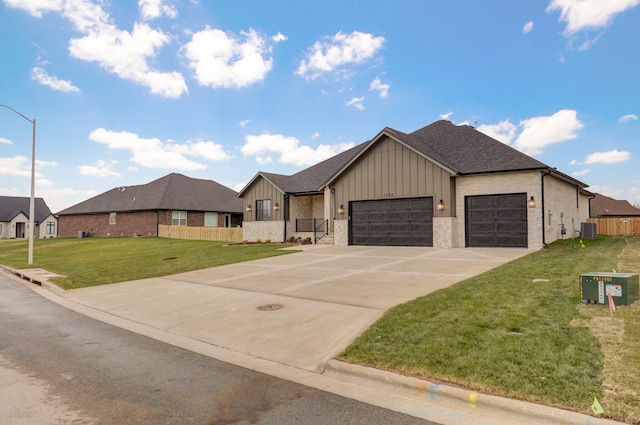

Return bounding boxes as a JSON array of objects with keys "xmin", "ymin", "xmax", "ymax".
[
  {"xmin": 158, "ymin": 224, "xmax": 244, "ymax": 242},
  {"xmin": 587, "ymin": 217, "xmax": 640, "ymax": 236}
]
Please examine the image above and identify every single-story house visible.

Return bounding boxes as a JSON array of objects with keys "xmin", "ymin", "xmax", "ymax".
[
  {"xmin": 590, "ymin": 193, "xmax": 640, "ymax": 217},
  {"xmin": 57, "ymin": 173, "xmax": 243, "ymax": 237},
  {"xmin": 0, "ymin": 196, "xmax": 57, "ymax": 239},
  {"xmin": 238, "ymin": 120, "xmax": 592, "ymax": 249}
]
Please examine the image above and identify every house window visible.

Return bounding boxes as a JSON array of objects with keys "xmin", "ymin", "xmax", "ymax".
[
  {"xmin": 46, "ymin": 221, "xmax": 56, "ymax": 235},
  {"xmin": 204, "ymin": 212, "xmax": 218, "ymax": 227},
  {"xmin": 256, "ymin": 200, "xmax": 271, "ymax": 221},
  {"xmin": 172, "ymin": 210, "xmax": 187, "ymax": 226},
  {"xmin": 109, "ymin": 213, "xmax": 116, "ymax": 225}
]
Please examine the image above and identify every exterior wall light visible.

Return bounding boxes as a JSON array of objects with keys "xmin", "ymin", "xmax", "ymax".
[
  {"xmin": 246, "ymin": 204, "xmax": 252, "ymax": 212},
  {"xmin": 437, "ymin": 199, "xmax": 445, "ymax": 210},
  {"xmin": 338, "ymin": 204, "xmax": 345, "ymax": 214},
  {"xmin": 528, "ymin": 196, "xmax": 536, "ymax": 208},
  {"xmin": 274, "ymin": 203, "xmax": 280, "ymax": 211}
]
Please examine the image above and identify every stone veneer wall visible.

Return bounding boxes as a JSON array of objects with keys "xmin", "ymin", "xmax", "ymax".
[
  {"xmin": 334, "ymin": 219, "xmax": 348, "ymax": 246},
  {"xmin": 242, "ymin": 220, "xmax": 285, "ymax": 242},
  {"xmin": 433, "ymin": 217, "xmax": 457, "ymax": 248},
  {"xmin": 455, "ymin": 172, "xmax": 542, "ymax": 249}
]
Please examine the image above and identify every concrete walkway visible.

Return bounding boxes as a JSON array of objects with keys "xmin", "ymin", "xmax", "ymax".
[{"xmin": 61, "ymin": 246, "xmax": 528, "ymax": 372}]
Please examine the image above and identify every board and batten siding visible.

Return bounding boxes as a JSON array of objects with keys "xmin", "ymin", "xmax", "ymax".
[
  {"xmin": 332, "ymin": 136, "xmax": 454, "ymax": 215},
  {"xmin": 243, "ymin": 176, "xmax": 284, "ymax": 222}
]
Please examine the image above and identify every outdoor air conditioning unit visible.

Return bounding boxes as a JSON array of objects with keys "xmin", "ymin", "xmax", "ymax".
[{"xmin": 581, "ymin": 222, "xmax": 597, "ymax": 239}]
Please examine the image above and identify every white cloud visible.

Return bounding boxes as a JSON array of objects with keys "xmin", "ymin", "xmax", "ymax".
[
  {"xmin": 35, "ymin": 159, "xmax": 58, "ymax": 168},
  {"xmin": 0, "ymin": 155, "xmax": 51, "ymax": 179},
  {"xmin": 239, "ymin": 119, "xmax": 251, "ymax": 127},
  {"xmin": 9, "ymin": 0, "xmax": 187, "ymax": 98},
  {"xmin": 69, "ymin": 21, "xmax": 187, "ymax": 98},
  {"xmin": 0, "ymin": 137, "xmax": 13, "ymax": 145},
  {"xmin": 168, "ymin": 140, "xmax": 232, "ymax": 161},
  {"xmin": 522, "ymin": 21, "xmax": 534, "ymax": 34},
  {"xmin": 241, "ymin": 133, "xmax": 354, "ymax": 167},
  {"xmin": 346, "ymin": 96, "xmax": 365, "ymax": 110},
  {"xmin": 620, "ymin": 114, "xmax": 638, "ymax": 122},
  {"xmin": 439, "ymin": 111, "xmax": 453, "ymax": 120},
  {"xmin": 296, "ymin": 31, "xmax": 385, "ymax": 80},
  {"xmin": 513, "ymin": 109, "xmax": 583, "ymax": 155},
  {"xmin": 369, "ymin": 77, "xmax": 390, "ymax": 98},
  {"xmin": 88, "ymin": 128, "xmax": 232, "ymax": 170},
  {"xmin": 583, "ymin": 149, "xmax": 631, "ymax": 164},
  {"xmin": 572, "ymin": 169, "xmax": 590, "ymax": 177},
  {"xmin": 547, "ymin": 0, "xmax": 640, "ymax": 34},
  {"xmin": 272, "ymin": 32, "xmax": 287, "ymax": 43},
  {"xmin": 182, "ymin": 27, "xmax": 274, "ymax": 89},
  {"xmin": 477, "ymin": 120, "xmax": 517, "ymax": 145},
  {"xmin": 30, "ymin": 67, "xmax": 80, "ymax": 93},
  {"xmin": 311, "ymin": 132, "xmax": 320, "ymax": 139},
  {"xmin": 0, "ymin": 155, "xmax": 32, "ymax": 177},
  {"xmin": 79, "ymin": 159, "xmax": 121, "ymax": 177},
  {"xmin": 138, "ymin": 0, "xmax": 177, "ymax": 21},
  {"xmin": 3, "ymin": 0, "xmax": 63, "ymax": 18}
]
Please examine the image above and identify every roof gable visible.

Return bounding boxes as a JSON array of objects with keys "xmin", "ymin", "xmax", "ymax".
[
  {"xmin": 0, "ymin": 196, "xmax": 53, "ymax": 223},
  {"xmin": 57, "ymin": 173, "xmax": 243, "ymax": 215}
]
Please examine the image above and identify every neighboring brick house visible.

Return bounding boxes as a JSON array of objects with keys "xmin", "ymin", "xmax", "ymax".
[
  {"xmin": 238, "ymin": 120, "xmax": 592, "ymax": 249},
  {"xmin": 0, "ymin": 196, "xmax": 57, "ymax": 239},
  {"xmin": 57, "ymin": 173, "xmax": 243, "ymax": 237}
]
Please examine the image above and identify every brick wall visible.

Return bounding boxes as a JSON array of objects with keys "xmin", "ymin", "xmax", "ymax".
[{"xmin": 58, "ymin": 211, "xmax": 159, "ymax": 237}]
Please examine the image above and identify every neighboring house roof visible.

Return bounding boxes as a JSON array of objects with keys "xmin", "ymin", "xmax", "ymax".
[
  {"xmin": 57, "ymin": 173, "xmax": 243, "ymax": 215},
  {"xmin": 239, "ymin": 120, "xmax": 588, "ymax": 197},
  {"xmin": 590, "ymin": 193, "xmax": 640, "ymax": 217},
  {"xmin": 0, "ymin": 196, "xmax": 53, "ymax": 224}
]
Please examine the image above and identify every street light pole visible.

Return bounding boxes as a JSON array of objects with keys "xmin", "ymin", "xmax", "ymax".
[{"xmin": 1, "ymin": 104, "xmax": 36, "ymax": 265}]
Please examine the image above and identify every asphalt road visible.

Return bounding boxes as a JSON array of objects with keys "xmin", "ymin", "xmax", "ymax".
[{"xmin": 0, "ymin": 272, "xmax": 438, "ymax": 425}]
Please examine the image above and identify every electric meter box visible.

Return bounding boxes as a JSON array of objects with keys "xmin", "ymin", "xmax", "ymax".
[{"xmin": 580, "ymin": 273, "xmax": 639, "ymax": 306}]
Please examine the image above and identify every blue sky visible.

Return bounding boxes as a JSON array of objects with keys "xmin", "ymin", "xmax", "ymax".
[{"xmin": 1, "ymin": 0, "xmax": 639, "ymax": 213}]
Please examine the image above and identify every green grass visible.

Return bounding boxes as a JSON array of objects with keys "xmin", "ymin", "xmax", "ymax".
[
  {"xmin": 340, "ymin": 236, "xmax": 630, "ymax": 416},
  {"xmin": 0, "ymin": 237, "xmax": 298, "ymax": 290}
]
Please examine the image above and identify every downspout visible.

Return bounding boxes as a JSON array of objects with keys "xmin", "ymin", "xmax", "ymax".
[
  {"xmin": 541, "ymin": 169, "xmax": 551, "ymax": 245},
  {"xmin": 156, "ymin": 210, "xmax": 159, "ymax": 237}
]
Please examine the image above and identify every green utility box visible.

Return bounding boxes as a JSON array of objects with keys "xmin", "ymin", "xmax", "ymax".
[{"xmin": 580, "ymin": 273, "xmax": 639, "ymax": 306}]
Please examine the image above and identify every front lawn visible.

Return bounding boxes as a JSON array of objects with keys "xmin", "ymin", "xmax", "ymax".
[
  {"xmin": 0, "ymin": 237, "xmax": 297, "ymax": 290},
  {"xmin": 340, "ymin": 236, "xmax": 640, "ymax": 423}
]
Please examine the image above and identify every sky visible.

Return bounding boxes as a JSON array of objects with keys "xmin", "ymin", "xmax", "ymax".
[{"xmin": 1, "ymin": 0, "xmax": 639, "ymax": 213}]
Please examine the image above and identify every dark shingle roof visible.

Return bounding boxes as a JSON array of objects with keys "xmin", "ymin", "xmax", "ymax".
[
  {"xmin": 0, "ymin": 196, "xmax": 53, "ymax": 223},
  {"xmin": 240, "ymin": 143, "xmax": 368, "ymax": 195},
  {"xmin": 404, "ymin": 120, "xmax": 548, "ymax": 174},
  {"xmin": 241, "ymin": 120, "xmax": 586, "ymax": 195},
  {"xmin": 590, "ymin": 193, "xmax": 640, "ymax": 217},
  {"xmin": 57, "ymin": 173, "xmax": 242, "ymax": 215}
]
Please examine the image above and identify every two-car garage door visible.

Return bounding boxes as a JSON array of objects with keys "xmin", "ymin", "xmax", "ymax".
[
  {"xmin": 349, "ymin": 194, "xmax": 528, "ymax": 248},
  {"xmin": 350, "ymin": 197, "xmax": 433, "ymax": 246},
  {"xmin": 465, "ymin": 193, "xmax": 528, "ymax": 248}
]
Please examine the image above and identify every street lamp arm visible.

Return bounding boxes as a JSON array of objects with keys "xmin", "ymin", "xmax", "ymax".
[{"xmin": 0, "ymin": 104, "xmax": 35, "ymax": 123}]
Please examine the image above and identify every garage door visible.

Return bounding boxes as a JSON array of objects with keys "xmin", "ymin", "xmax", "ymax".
[
  {"xmin": 465, "ymin": 194, "xmax": 527, "ymax": 248},
  {"xmin": 350, "ymin": 197, "xmax": 433, "ymax": 246}
]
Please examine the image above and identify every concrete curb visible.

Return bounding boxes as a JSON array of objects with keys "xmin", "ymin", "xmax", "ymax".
[{"xmin": 325, "ymin": 360, "xmax": 625, "ymax": 425}]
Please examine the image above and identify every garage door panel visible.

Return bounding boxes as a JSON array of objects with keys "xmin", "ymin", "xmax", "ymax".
[
  {"xmin": 466, "ymin": 194, "xmax": 527, "ymax": 248},
  {"xmin": 350, "ymin": 197, "xmax": 433, "ymax": 246}
]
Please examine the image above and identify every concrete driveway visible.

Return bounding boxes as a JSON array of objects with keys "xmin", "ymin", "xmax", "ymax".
[{"xmin": 63, "ymin": 246, "xmax": 530, "ymax": 372}]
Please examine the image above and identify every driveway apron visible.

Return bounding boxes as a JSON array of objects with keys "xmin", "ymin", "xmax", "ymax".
[{"xmin": 63, "ymin": 246, "xmax": 530, "ymax": 372}]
